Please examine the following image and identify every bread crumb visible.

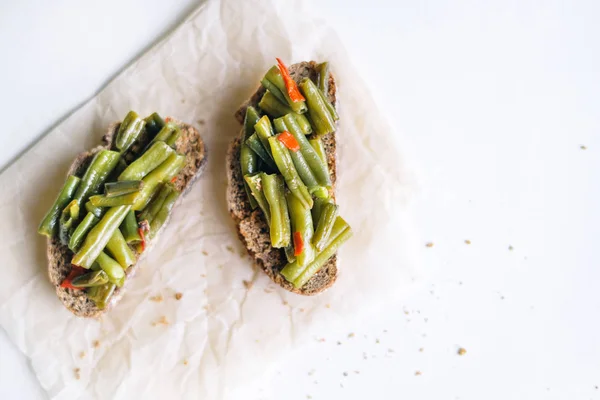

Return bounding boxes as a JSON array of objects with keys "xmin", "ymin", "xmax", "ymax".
[
  {"xmin": 325, "ymin": 303, "xmax": 331, "ymax": 308},
  {"xmin": 149, "ymin": 294, "xmax": 163, "ymax": 302},
  {"xmin": 183, "ymin": 359, "xmax": 188, "ymax": 365},
  {"xmin": 375, "ymin": 338, "xmax": 380, "ymax": 344},
  {"xmin": 508, "ymin": 245, "xmax": 514, "ymax": 251},
  {"xmin": 282, "ymin": 300, "xmax": 288, "ymax": 306},
  {"xmin": 152, "ymin": 316, "xmax": 169, "ymax": 326},
  {"xmin": 239, "ymin": 250, "xmax": 246, "ymax": 257},
  {"xmin": 337, "ymin": 341, "xmax": 342, "ymax": 345},
  {"xmin": 202, "ymin": 250, "xmax": 208, "ymax": 256},
  {"xmin": 300, "ymin": 308, "xmax": 305, "ymax": 312},
  {"xmin": 308, "ymin": 369, "xmax": 315, "ymax": 376},
  {"xmin": 79, "ymin": 351, "xmax": 86, "ymax": 359},
  {"xmin": 263, "ymin": 288, "xmax": 274, "ymax": 293},
  {"xmin": 415, "ymin": 370, "xmax": 422, "ymax": 376},
  {"xmin": 458, "ymin": 347, "xmax": 467, "ymax": 356},
  {"xmin": 581, "ymin": 145, "xmax": 587, "ymax": 150},
  {"xmin": 419, "ymin": 347, "xmax": 424, "ymax": 352},
  {"xmin": 201, "ymin": 273, "xmax": 206, "ymax": 278},
  {"xmin": 464, "ymin": 239, "xmax": 471, "ymax": 245},
  {"xmin": 93, "ymin": 340, "xmax": 101, "ymax": 348},
  {"xmin": 307, "ymin": 396, "xmax": 312, "ymax": 399},
  {"xmin": 243, "ymin": 280, "xmax": 253, "ymax": 290},
  {"xmin": 74, "ymin": 368, "xmax": 81, "ymax": 380},
  {"xmin": 218, "ymin": 264, "xmax": 223, "ymax": 269},
  {"xmin": 343, "ymin": 371, "xmax": 348, "ymax": 376},
  {"xmin": 425, "ymin": 242, "xmax": 434, "ymax": 248},
  {"xmin": 175, "ymin": 292, "xmax": 183, "ymax": 300},
  {"xmin": 404, "ymin": 309, "xmax": 409, "ymax": 315},
  {"xmin": 197, "ymin": 119, "xmax": 205, "ymax": 125},
  {"xmin": 226, "ymin": 245, "xmax": 234, "ymax": 253},
  {"xmin": 348, "ymin": 333, "xmax": 355, "ymax": 338}
]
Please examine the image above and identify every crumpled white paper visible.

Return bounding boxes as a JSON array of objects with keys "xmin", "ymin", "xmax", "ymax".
[{"xmin": 0, "ymin": 0, "xmax": 421, "ymax": 398}]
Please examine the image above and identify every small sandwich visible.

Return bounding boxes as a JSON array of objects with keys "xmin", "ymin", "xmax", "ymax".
[
  {"xmin": 38, "ymin": 112, "xmax": 207, "ymax": 317},
  {"xmin": 227, "ymin": 59, "xmax": 352, "ymax": 295}
]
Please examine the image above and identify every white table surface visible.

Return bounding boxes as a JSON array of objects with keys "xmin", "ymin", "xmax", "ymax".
[{"xmin": 1, "ymin": 1, "xmax": 599, "ymax": 399}]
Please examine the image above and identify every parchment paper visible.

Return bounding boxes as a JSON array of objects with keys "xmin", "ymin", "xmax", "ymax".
[{"xmin": 0, "ymin": 0, "xmax": 421, "ymax": 398}]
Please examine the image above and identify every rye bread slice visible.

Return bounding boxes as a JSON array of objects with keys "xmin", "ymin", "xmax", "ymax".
[
  {"xmin": 47, "ymin": 118, "xmax": 207, "ymax": 318},
  {"xmin": 227, "ymin": 61, "xmax": 338, "ymax": 295}
]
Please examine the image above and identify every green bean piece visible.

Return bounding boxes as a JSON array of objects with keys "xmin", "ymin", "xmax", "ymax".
[
  {"xmin": 72, "ymin": 205, "xmax": 131, "ymax": 268},
  {"xmin": 240, "ymin": 144, "xmax": 259, "ymax": 209},
  {"xmin": 133, "ymin": 153, "xmax": 184, "ymax": 211},
  {"xmin": 105, "ymin": 180, "xmax": 143, "ymax": 197},
  {"xmin": 258, "ymin": 91, "xmax": 313, "ymax": 135},
  {"xmin": 115, "ymin": 111, "xmax": 145, "ymax": 153},
  {"xmin": 317, "ymin": 62, "xmax": 330, "ymax": 94},
  {"xmin": 312, "ymin": 203, "xmax": 339, "ymax": 251},
  {"xmin": 148, "ymin": 189, "xmax": 179, "ymax": 239},
  {"xmin": 96, "ymin": 251, "xmax": 126, "ymax": 287},
  {"xmin": 58, "ymin": 200, "xmax": 80, "ymax": 245},
  {"xmin": 89, "ymin": 192, "xmax": 138, "ymax": 207},
  {"xmin": 91, "ymin": 262, "xmax": 101, "ymax": 271},
  {"xmin": 149, "ymin": 122, "xmax": 181, "ymax": 149},
  {"xmin": 144, "ymin": 112, "xmax": 166, "ymax": 137},
  {"xmin": 120, "ymin": 210, "xmax": 141, "ymax": 243},
  {"xmin": 316, "ymin": 81, "xmax": 339, "ymax": 121},
  {"xmin": 244, "ymin": 174, "xmax": 271, "ymax": 226},
  {"xmin": 246, "ymin": 133, "xmax": 277, "ymax": 171},
  {"xmin": 243, "ymin": 106, "xmax": 262, "ymax": 140},
  {"xmin": 267, "ymin": 136, "xmax": 313, "ymax": 209},
  {"xmin": 71, "ymin": 270, "xmax": 109, "ymax": 288},
  {"xmin": 286, "ymin": 192, "xmax": 315, "ymax": 267},
  {"xmin": 110, "ymin": 157, "xmax": 128, "ymax": 180},
  {"xmin": 119, "ymin": 141, "xmax": 174, "ymax": 181},
  {"xmin": 281, "ymin": 216, "xmax": 351, "ymax": 284},
  {"xmin": 289, "ymin": 148, "xmax": 318, "ymax": 189},
  {"xmin": 85, "ymin": 201, "xmax": 104, "ymax": 218},
  {"xmin": 260, "ymin": 78, "xmax": 288, "ymax": 105},
  {"xmin": 165, "ymin": 126, "xmax": 182, "ymax": 148},
  {"xmin": 299, "ymin": 78, "xmax": 336, "ymax": 136},
  {"xmin": 284, "ymin": 244, "xmax": 296, "ymax": 263},
  {"xmin": 264, "ymin": 66, "xmax": 307, "ymax": 114},
  {"xmin": 87, "ymin": 283, "xmax": 116, "ymax": 309},
  {"xmin": 138, "ymin": 183, "xmax": 169, "ymax": 223},
  {"xmin": 68, "ymin": 212, "xmax": 99, "ymax": 251},
  {"xmin": 262, "ymin": 174, "xmax": 291, "ymax": 248},
  {"xmin": 73, "ymin": 150, "xmax": 121, "ymax": 213},
  {"xmin": 254, "ymin": 116, "xmax": 276, "ymax": 158},
  {"xmin": 38, "ymin": 175, "xmax": 81, "ymax": 238},
  {"xmin": 309, "ymin": 138, "xmax": 327, "ymax": 165},
  {"xmin": 106, "ymin": 229, "xmax": 135, "ymax": 269},
  {"xmin": 311, "ymin": 186, "xmax": 330, "ymax": 199},
  {"xmin": 281, "ymin": 114, "xmax": 331, "ymax": 187},
  {"xmin": 311, "ymin": 197, "xmax": 329, "ymax": 225}
]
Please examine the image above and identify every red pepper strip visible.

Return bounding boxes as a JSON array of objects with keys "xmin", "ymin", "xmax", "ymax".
[
  {"xmin": 164, "ymin": 117, "xmax": 172, "ymax": 123},
  {"xmin": 276, "ymin": 58, "xmax": 305, "ymax": 103},
  {"xmin": 60, "ymin": 265, "xmax": 87, "ymax": 290},
  {"xmin": 293, "ymin": 232, "xmax": 304, "ymax": 256},
  {"xmin": 138, "ymin": 227, "xmax": 147, "ymax": 252},
  {"xmin": 170, "ymin": 176, "xmax": 177, "ymax": 183},
  {"xmin": 277, "ymin": 131, "xmax": 300, "ymax": 152}
]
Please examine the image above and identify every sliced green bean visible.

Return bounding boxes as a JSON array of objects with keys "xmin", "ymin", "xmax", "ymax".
[
  {"xmin": 165, "ymin": 126, "xmax": 182, "ymax": 148},
  {"xmin": 309, "ymin": 138, "xmax": 327, "ymax": 165},
  {"xmin": 246, "ymin": 133, "xmax": 277, "ymax": 171},
  {"xmin": 138, "ymin": 183, "xmax": 168, "ymax": 223},
  {"xmin": 299, "ymin": 78, "xmax": 336, "ymax": 136},
  {"xmin": 243, "ymin": 106, "xmax": 261, "ymax": 140},
  {"xmin": 89, "ymin": 192, "xmax": 138, "ymax": 207},
  {"xmin": 96, "ymin": 251, "xmax": 126, "ymax": 287},
  {"xmin": 260, "ymin": 78, "xmax": 288, "ymax": 105},
  {"xmin": 148, "ymin": 189, "xmax": 179, "ymax": 239},
  {"xmin": 312, "ymin": 202, "xmax": 339, "ymax": 251},
  {"xmin": 316, "ymin": 81, "xmax": 339, "ymax": 121},
  {"xmin": 240, "ymin": 144, "xmax": 259, "ymax": 209},
  {"xmin": 317, "ymin": 62, "xmax": 329, "ymax": 94},
  {"xmin": 87, "ymin": 283, "xmax": 116, "ymax": 309},
  {"xmin": 311, "ymin": 186, "xmax": 330, "ymax": 199},
  {"xmin": 258, "ymin": 91, "xmax": 312, "ymax": 135},
  {"xmin": 38, "ymin": 175, "xmax": 81, "ymax": 238},
  {"xmin": 72, "ymin": 205, "xmax": 130, "ymax": 268},
  {"xmin": 286, "ymin": 191, "xmax": 315, "ymax": 267},
  {"xmin": 148, "ymin": 122, "xmax": 181, "ymax": 148},
  {"xmin": 284, "ymin": 244, "xmax": 296, "ymax": 263},
  {"xmin": 311, "ymin": 197, "xmax": 329, "ymax": 225},
  {"xmin": 119, "ymin": 141, "xmax": 174, "ymax": 181},
  {"xmin": 115, "ymin": 111, "xmax": 145, "ymax": 153},
  {"xmin": 85, "ymin": 201, "xmax": 104, "ymax": 218},
  {"xmin": 71, "ymin": 270, "xmax": 109, "ymax": 288},
  {"xmin": 244, "ymin": 174, "xmax": 271, "ymax": 225},
  {"xmin": 254, "ymin": 116, "xmax": 276, "ymax": 158},
  {"xmin": 69, "ymin": 212, "xmax": 99, "ymax": 251},
  {"xmin": 262, "ymin": 173, "xmax": 290, "ymax": 248},
  {"xmin": 132, "ymin": 153, "xmax": 185, "ymax": 211},
  {"xmin": 105, "ymin": 180, "xmax": 143, "ymax": 197},
  {"xmin": 264, "ymin": 66, "xmax": 307, "ymax": 114},
  {"xmin": 73, "ymin": 150, "xmax": 121, "ymax": 212},
  {"xmin": 144, "ymin": 112, "xmax": 166, "ymax": 137},
  {"xmin": 120, "ymin": 210, "xmax": 141, "ymax": 244},
  {"xmin": 106, "ymin": 229, "xmax": 135, "ymax": 269},
  {"xmin": 59, "ymin": 199, "xmax": 80, "ymax": 245},
  {"xmin": 267, "ymin": 136, "xmax": 313, "ymax": 209}
]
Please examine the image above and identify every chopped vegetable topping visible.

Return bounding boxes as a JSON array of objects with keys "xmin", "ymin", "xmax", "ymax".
[
  {"xmin": 276, "ymin": 58, "xmax": 305, "ymax": 103},
  {"xmin": 277, "ymin": 131, "xmax": 300, "ymax": 152},
  {"xmin": 60, "ymin": 265, "xmax": 87, "ymax": 290},
  {"xmin": 293, "ymin": 231, "xmax": 304, "ymax": 256}
]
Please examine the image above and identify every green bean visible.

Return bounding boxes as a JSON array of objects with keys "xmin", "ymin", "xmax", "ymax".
[
  {"xmin": 317, "ymin": 62, "xmax": 329, "ymax": 94},
  {"xmin": 312, "ymin": 186, "xmax": 330, "ymax": 199},
  {"xmin": 144, "ymin": 112, "xmax": 166, "ymax": 137},
  {"xmin": 299, "ymin": 78, "xmax": 336, "ymax": 136},
  {"xmin": 240, "ymin": 144, "xmax": 259, "ymax": 209},
  {"xmin": 72, "ymin": 205, "xmax": 130, "ymax": 268},
  {"xmin": 312, "ymin": 203, "xmax": 339, "ymax": 251},
  {"xmin": 120, "ymin": 210, "xmax": 141, "ymax": 244},
  {"xmin": 89, "ymin": 192, "xmax": 138, "ymax": 207},
  {"xmin": 87, "ymin": 283, "xmax": 116, "ymax": 309},
  {"xmin": 91, "ymin": 262, "xmax": 101, "ymax": 271},
  {"xmin": 281, "ymin": 216, "xmax": 351, "ymax": 285},
  {"xmin": 316, "ymin": 81, "xmax": 339, "ymax": 121},
  {"xmin": 38, "ymin": 175, "xmax": 81, "ymax": 238},
  {"xmin": 243, "ymin": 106, "xmax": 261, "ymax": 140},
  {"xmin": 73, "ymin": 150, "xmax": 121, "ymax": 213},
  {"xmin": 267, "ymin": 136, "xmax": 313, "ymax": 209},
  {"xmin": 262, "ymin": 173, "xmax": 290, "ymax": 248},
  {"xmin": 105, "ymin": 180, "xmax": 143, "ymax": 197},
  {"xmin": 258, "ymin": 91, "xmax": 312, "ymax": 135},
  {"xmin": 138, "ymin": 183, "xmax": 168, "ymax": 222},
  {"xmin": 284, "ymin": 245, "xmax": 296, "ymax": 263},
  {"xmin": 309, "ymin": 138, "xmax": 327, "ymax": 165},
  {"xmin": 96, "ymin": 251, "xmax": 126, "ymax": 287},
  {"xmin": 71, "ymin": 270, "xmax": 109, "ymax": 288},
  {"xmin": 115, "ymin": 111, "xmax": 145, "ymax": 153},
  {"xmin": 254, "ymin": 116, "xmax": 276, "ymax": 158},
  {"xmin": 286, "ymin": 192, "xmax": 315, "ymax": 267},
  {"xmin": 281, "ymin": 114, "xmax": 331, "ymax": 187},
  {"xmin": 106, "ymin": 229, "xmax": 135, "ymax": 269},
  {"xmin": 149, "ymin": 122, "xmax": 180, "ymax": 147},
  {"xmin": 68, "ymin": 212, "xmax": 99, "ymax": 251},
  {"xmin": 85, "ymin": 201, "xmax": 104, "ymax": 218},
  {"xmin": 119, "ymin": 141, "xmax": 174, "ymax": 181},
  {"xmin": 110, "ymin": 157, "xmax": 128, "ymax": 180},
  {"xmin": 264, "ymin": 66, "xmax": 307, "ymax": 114},
  {"xmin": 246, "ymin": 133, "xmax": 277, "ymax": 171},
  {"xmin": 260, "ymin": 78, "xmax": 288, "ymax": 105},
  {"xmin": 289, "ymin": 147, "xmax": 318, "ymax": 189},
  {"xmin": 148, "ymin": 189, "xmax": 179, "ymax": 239},
  {"xmin": 132, "ymin": 153, "xmax": 185, "ymax": 211},
  {"xmin": 58, "ymin": 199, "xmax": 80, "ymax": 245},
  {"xmin": 244, "ymin": 174, "xmax": 271, "ymax": 225},
  {"xmin": 165, "ymin": 126, "xmax": 182, "ymax": 148},
  {"xmin": 311, "ymin": 197, "xmax": 329, "ymax": 224}
]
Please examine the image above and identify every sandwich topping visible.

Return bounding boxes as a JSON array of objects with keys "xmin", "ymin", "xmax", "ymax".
[
  {"xmin": 39, "ymin": 111, "xmax": 187, "ymax": 309},
  {"xmin": 241, "ymin": 59, "xmax": 352, "ymax": 289}
]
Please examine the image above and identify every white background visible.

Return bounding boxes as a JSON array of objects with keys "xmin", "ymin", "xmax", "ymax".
[{"xmin": 1, "ymin": 1, "xmax": 599, "ymax": 399}]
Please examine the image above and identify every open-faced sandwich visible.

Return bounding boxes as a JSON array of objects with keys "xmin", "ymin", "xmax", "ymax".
[
  {"xmin": 38, "ymin": 111, "xmax": 207, "ymax": 317},
  {"xmin": 227, "ymin": 59, "xmax": 352, "ymax": 295}
]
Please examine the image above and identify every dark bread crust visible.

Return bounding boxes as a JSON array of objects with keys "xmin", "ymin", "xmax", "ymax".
[
  {"xmin": 48, "ymin": 119, "xmax": 207, "ymax": 318},
  {"xmin": 227, "ymin": 61, "xmax": 338, "ymax": 295}
]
